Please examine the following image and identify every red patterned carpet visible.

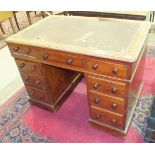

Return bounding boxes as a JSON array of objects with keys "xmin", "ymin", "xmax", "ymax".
[
  {"xmin": 0, "ymin": 56, "xmax": 155, "ymax": 143},
  {"xmin": 0, "ymin": 87, "xmax": 53, "ymax": 142}
]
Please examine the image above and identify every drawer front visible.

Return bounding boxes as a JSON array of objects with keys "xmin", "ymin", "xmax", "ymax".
[
  {"xmin": 84, "ymin": 58, "xmax": 128, "ymax": 78},
  {"xmin": 88, "ymin": 91, "xmax": 125, "ymax": 114},
  {"xmin": 11, "ymin": 44, "xmax": 83, "ymax": 68},
  {"xmin": 21, "ymin": 73, "xmax": 46, "ymax": 90},
  {"xmin": 90, "ymin": 107, "xmax": 124, "ymax": 129},
  {"xmin": 26, "ymin": 86, "xmax": 49, "ymax": 103},
  {"xmin": 9, "ymin": 44, "xmax": 35, "ymax": 56},
  {"xmin": 15, "ymin": 59, "xmax": 42, "ymax": 75},
  {"xmin": 37, "ymin": 50, "xmax": 83, "ymax": 68},
  {"xmin": 87, "ymin": 76, "xmax": 126, "ymax": 98}
]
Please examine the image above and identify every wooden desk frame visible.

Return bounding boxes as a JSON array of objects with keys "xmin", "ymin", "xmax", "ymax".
[{"xmin": 7, "ymin": 39, "xmax": 147, "ymax": 137}]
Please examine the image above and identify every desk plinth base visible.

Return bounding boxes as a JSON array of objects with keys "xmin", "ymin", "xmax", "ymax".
[
  {"xmin": 88, "ymin": 83, "xmax": 143, "ymax": 137},
  {"xmin": 29, "ymin": 99, "xmax": 55, "ymax": 112}
]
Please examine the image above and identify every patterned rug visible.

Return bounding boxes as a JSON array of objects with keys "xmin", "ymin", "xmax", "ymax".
[
  {"xmin": 0, "ymin": 120, "xmax": 51, "ymax": 143},
  {"xmin": 132, "ymin": 96, "xmax": 153, "ymax": 137},
  {"xmin": 0, "ymin": 89, "xmax": 53, "ymax": 143}
]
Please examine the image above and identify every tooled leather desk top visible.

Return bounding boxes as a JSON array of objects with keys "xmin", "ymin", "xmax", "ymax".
[{"xmin": 5, "ymin": 15, "xmax": 151, "ymax": 62}]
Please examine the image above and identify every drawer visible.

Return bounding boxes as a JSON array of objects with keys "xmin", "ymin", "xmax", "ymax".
[
  {"xmin": 10, "ymin": 44, "xmax": 83, "ymax": 68},
  {"xmin": 84, "ymin": 58, "xmax": 128, "ymax": 79},
  {"xmin": 26, "ymin": 86, "xmax": 49, "ymax": 103},
  {"xmin": 37, "ymin": 50, "xmax": 83, "ymax": 68},
  {"xmin": 15, "ymin": 59, "xmax": 42, "ymax": 75},
  {"xmin": 9, "ymin": 44, "xmax": 35, "ymax": 56},
  {"xmin": 88, "ymin": 91, "xmax": 125, "ymax": 114},
  {"xmin": 87, "ymin": 76, "xmax": 127, "ymax": 98},
  {"xmin": 21, "ymin": 73, "xmax": 46, "ymax": 90},
  {"xmin": 90, "ymin": 106, "xmax": 124, "ymax": 129}
]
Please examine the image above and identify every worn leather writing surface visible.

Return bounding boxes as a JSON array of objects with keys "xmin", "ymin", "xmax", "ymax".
[{"xmin": 6, "ymin": 16, "xmax": 151, "ymax": 62}]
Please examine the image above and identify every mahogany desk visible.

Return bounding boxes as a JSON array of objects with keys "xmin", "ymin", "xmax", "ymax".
[{"xmin": 6, "ymin": 16, "xmax": 151, "ymax": 136}]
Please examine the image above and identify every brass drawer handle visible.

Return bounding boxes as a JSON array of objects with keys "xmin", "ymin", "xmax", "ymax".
[
  {"xmin": 112, "ymin": 119, "xmax": 117, "ymax": 125},
  {"xmin": 93, "ymin": 83, "xmax": 99, "ymax": 89},
  {"xmin": 31, "ymin": 65, "xmax": 37, "ymax": 71},
  {"xmin": 19, "ymin": 63, "xmax": 25, "ymax": 70},
  {"xmin": 43, "ymin": 54, "xmax": 49, "ymax": 60},
  {"xmin": 112, "ymin": 68, "xmax": 118, "ymax": 74},
  {"xmin": 35, "ymin": 80, "xmax": 41, "ymax": 85},
  {"xmin": 95, "ymin": 97, "xmax": 100, "ymax": 104},
  {"xmin": 112, "ymin": 103, "xmax": 117, "ymax": 109},
  {"xmin": 24, "ymin": 76, "xmax": 29, "ymax": 82},
  {"xmin": 95, "ymin": 113, "xmax": 101, "ymax": 119},
  {"xmin": 66, "ymin": 58, "xmax": 73, "ymax": 65},
  {"xmin": 92, "ymin": 64, "xmax": 98, "ymax": 70},
  {"xmin": 112, "ymin": 87, "xmax": 117, "ymax": 94},
  {"xmin": 14, "ymin": 46, "xmax": 19, "ymax": 52}
]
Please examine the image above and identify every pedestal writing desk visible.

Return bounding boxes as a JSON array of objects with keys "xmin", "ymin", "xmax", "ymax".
[{"xmin": 6, "ymin": 16, "xmax": 151, "ymax": 136}]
